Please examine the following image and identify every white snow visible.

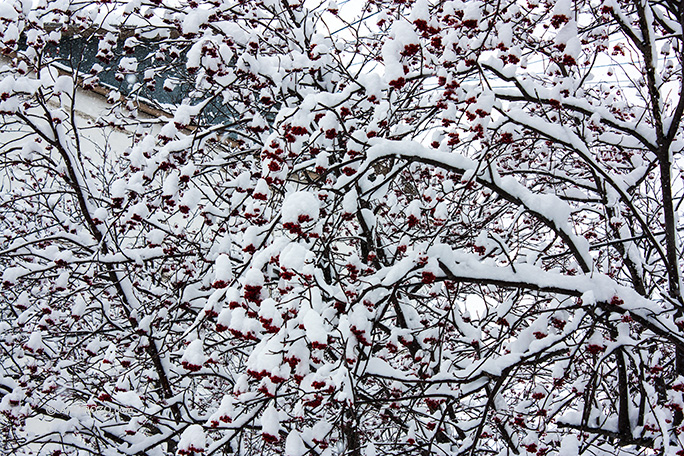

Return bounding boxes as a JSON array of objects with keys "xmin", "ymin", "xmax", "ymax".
[
  {"xmin": 178, "ymin": 424, "xmax": 206, "ymax": 454},
  {"xmin": 281, "ymin": 191, "xmax": 320, "ymax": 224}
]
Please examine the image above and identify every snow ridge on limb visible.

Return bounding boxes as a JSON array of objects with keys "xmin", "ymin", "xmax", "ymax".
[{"xmin": 343, "ymin": 138, "xmax": 592, "ymax": 273}]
